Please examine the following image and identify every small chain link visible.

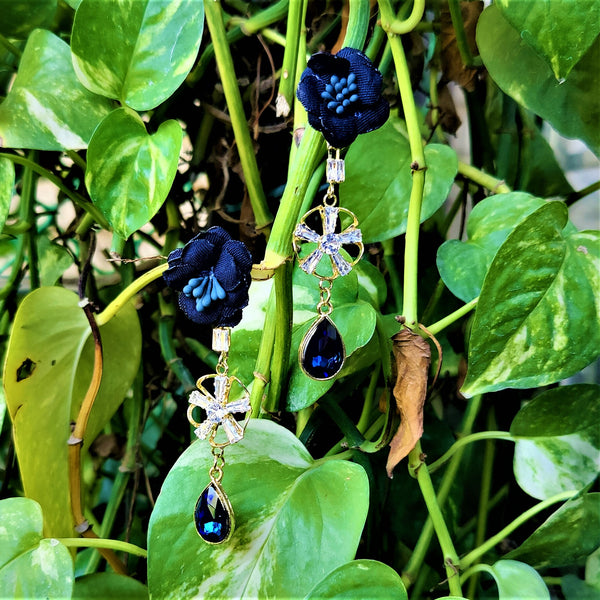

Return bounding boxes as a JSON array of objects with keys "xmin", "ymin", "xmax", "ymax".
[
  {"xmin": 209, "ymin": 446, "xmax": 226, "ymax": 483},
  {"xmin": 215, "ymin": 350, "xmax": 228, "ymax": 375},
  {"xmin": 316, "ymin": 279, "xmax": 334, "ymax": 315}
]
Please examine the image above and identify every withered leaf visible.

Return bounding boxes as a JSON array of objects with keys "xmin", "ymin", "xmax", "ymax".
[
  {"xmin": 386, "ymin": 328, "xmax": 431, "ymax": 477},
  {"xmin": 440, "ymin": 1, "xmax": 483, "ymax": 91},
  {"xmin": 426, "ymin": 83, "xmax": 462, "ymax": 135}
]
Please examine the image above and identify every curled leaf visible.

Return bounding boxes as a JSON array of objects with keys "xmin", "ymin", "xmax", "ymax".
[{"xmin": 386, "ymin": 329, "xmax": 431, "ymax": 477}]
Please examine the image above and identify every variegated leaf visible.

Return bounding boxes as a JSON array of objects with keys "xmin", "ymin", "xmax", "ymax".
[
  {"xmin": 3, "ymin": 287, "xmax": 141, "ymax": 537},
  {"xmin": 0, "ymin": 29, "xmax": 113, "ymax": 150},
  {"xmin": 507, "ymin": 494, "xmax": 600, "ymax": 569},
  {"xmin": 0, "ymin": 498, "xmax": 73, "ymax": 598},
  {"xmin": 486, "ymin": 560, "xmax": 549, "ymax": 600},
  {"xmin": 462, "ymin": 202, "xmax": 600, "ymax": 396},
  {"xmin": 304, "ymin": 560, "xmax": 408, "ymax": 599},
  {"xmin": 437, "ymin": 192, "xmax": 576, "ymax": 303},
  {"xmin": 148, "ymin": 420, "xmax": 369, "ymax": 600},
  {"xmin": 511, "ymin": 385, "xmax": 600, "ymax": 499},
  {"xmin": 85, "ymin": 108, "xmax": 182, "ymax": 240},
  {"xmin": 71, "ymin": 0, "xmax": 204, "ymax": 110}
]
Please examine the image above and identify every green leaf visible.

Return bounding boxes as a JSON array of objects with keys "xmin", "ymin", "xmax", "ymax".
[
  {"xmin": 37, "ymin": 237, "xmax": 74, "ymax": 286},
  {"xmin": 511, "ymin": 385, "xmax": 600, "ymax": 499},
  {"xmin": 0, "ymin": 497, "xmax": 74, "ymax": 599},
  {"xmin": 0, "ymin": 0, "xmax": 58, "ymax": 39},
  {"xmin": 0, "ymin": 157, "xmax": 14, "ymax": 231},
  {"xmin": 587, "ymin": 547, "xmax": 600, "ymax": 589},
  {"xmin": 507, "ymin": 493, "xmax": 600, "ymax": 569},
  {"xmin": 304, "ymin": 559, "xmax": 407, "ymax": 599},
  {"xmin": 3, "ymin": 287, "xmax": 141, "ymax": 537},
  {"xmin": 85, "ymin": 108, "xmax": 182, "ymax": 239},
  {"xmin": 71, "ymin": 0, "xmax": 204, "ymax": 110},
  {"xmin": 147, "ymin": 419, "xmax": 369, "ymax": 599},
  {"xmin": 340, "ymin": 118, "xmax": 458, "ymax": 243},
  {"xmin": 73, "ymin": 573, "xmax": 148, "ymax": 600},
  {"xmin": 0, "ymin": 29, "xmax": 113, "ymax": 150},
  {"xmin": 485, "ymin": 560, "xmax": 549, "ymax": 600},
  {"xmin": 496, "ymin": 0, "xmax": 600, "ymax": 81},
  {"xmin": 562, "ymin": 574, "xmax": 600, "ymax": 600},
  {"xmin": 477, "ymin": 5, "xmax": 600, "ymax": 155},
  {"xmin": 462, "ymin": 202, "xmax": 600, "ymax": 396},
  {"xmin": 437, "ymin": 192, "xmax": 554, "ymax": 303}
]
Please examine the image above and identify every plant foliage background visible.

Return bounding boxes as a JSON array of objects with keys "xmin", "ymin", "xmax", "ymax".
[{"xmin": 0, "ymin": 0, "xmax": 599, "ymax": 599}]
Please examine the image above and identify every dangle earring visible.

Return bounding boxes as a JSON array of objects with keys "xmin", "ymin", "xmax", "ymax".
[
  {"xmin": 162, "ymin": 226, "xmax": 254, "ymax": 544},
  {"xmin": 293, "ymin": 146, "xmax": 364, "ymax": 380},
  {"xmin": 186, "ymin": 327, "xmax": 251, "ymax": 543}
]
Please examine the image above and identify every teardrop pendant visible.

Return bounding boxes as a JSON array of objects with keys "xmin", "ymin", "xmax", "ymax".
[
  {"xmin": 194, "ymin": 480, "xmax": 234, "ymax": 544},
  {"xmin": 299, "ymin": 315, "xmax": 345, "ymax": 380}
]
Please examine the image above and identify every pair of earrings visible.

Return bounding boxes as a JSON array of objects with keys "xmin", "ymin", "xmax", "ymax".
[{"xmin": 167, "ymin": 45, "xmax": 388, "ymax": 545}]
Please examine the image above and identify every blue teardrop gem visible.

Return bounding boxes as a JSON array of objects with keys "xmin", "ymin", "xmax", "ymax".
[
  {"xmin": 194, "ymin": 482, "xmax": 233, "ymax": 544},
  {"xmin": 300, "ymin": 316, "xmax": 345, "ymax": 380}
]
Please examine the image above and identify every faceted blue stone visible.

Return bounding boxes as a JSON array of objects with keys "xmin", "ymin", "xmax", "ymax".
[
  {"xmin": 301, "ymin": 316, "xmax": 345, "ymax": 380},
  {"xmin": 194, "ymin": 483, "xmax": 232, "ymax": 544}
]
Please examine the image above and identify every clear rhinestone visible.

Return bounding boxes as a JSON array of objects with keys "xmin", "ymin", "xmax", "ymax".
[
  {"xmin": 212, "ymin": 328, "xmax": 231, "ymax": 352},
  {"xmin": 327, "ymin": 158, "xmax": 345, "ymax": 183}
]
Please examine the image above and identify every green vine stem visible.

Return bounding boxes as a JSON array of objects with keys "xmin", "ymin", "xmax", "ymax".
[
  {"xmin": 55, "ymin": 537, "xmax": 147, "ymax": 558},
  {"xmin": 96, "ymin": 264, "xmax": 167, "ymax": 326},
  {"xmin": 379, "ymin": 1, "xmax": 463, "ymax": 593},
  {"xmin": 188, "ymin": 0, "xmax": 289, "ymax": 85},
  {"xmin": 276, "ymin": 0, "xmax": 304, "ymax": 116},
  {"xmin": 427, "ymin": 297, "xmax": 478, "ymax": 336},
  {"xmin": 402, "ymin": 395, "xmax": 482, "ymax": 588},
  {"xmin": 204, "ymin": 0, "xmax": 273, "ymax": 233},
  {"xmin": 381, "ymin": 239, "xmax": 403, "ymax": 313},
  {"xmin": 379, "ymin": 0, "xmax": 425, "ymax": 35},
  {"xmin": 21, "ymin": 153, "xmax": 39, "ymax": 290},
  {"xmin": 0, "ymin": 153, "xmax": 109, "ymax": 228},
  {"xmin": 428, "ymin": 431, "xmax": 515, "ymax": 474},
  {"xmin": 447, "ymin": 0, "xmax": 483, "ymax": 68},
  {"xmin": 264, "ymin": 261, "xmax": 293, "ymax": 413},
  {"xmin": 457, "ymin": 160, "xmax": 511, "ymax": 194},
  {"xmin": 467, "ymin": 408, "xmax": 497, "ymax": 599},
  {"xmin": 0, "ymin": 32, "xmax": 22, "ymax": 58},
  {"xmin": 566, "ymin": 179, "xmax": 600, "ymax": 205},
  {"xmin": 460, "ymin": 490, "xmax": 578, "ymax": 569}
]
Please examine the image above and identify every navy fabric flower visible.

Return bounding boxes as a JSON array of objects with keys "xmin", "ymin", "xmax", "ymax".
[
  {"xmin": 163, "ymin": 227, "xmax": 252, "ymax": 328},
  {"xmin": 297, "ymin": 47, "xmax": 389, "ymax": 148}
]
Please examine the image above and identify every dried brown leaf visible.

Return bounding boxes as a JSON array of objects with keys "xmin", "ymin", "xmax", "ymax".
[
  {"xmin": 386, "ymin": 329, "xmax": 431, "ymax": 477},
  {"xmin": 440, "ymin": 1, "xmax": 483, "ymax": 91}
]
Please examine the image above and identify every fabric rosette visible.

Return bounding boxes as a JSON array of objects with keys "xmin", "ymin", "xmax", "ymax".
[
  {"xmin": 297, "ymin": 47, "xmax": 389, "ymax": 148},
  {"xmin": 163, "ymin": 227, "xmax": 252, "ymax": 328}
]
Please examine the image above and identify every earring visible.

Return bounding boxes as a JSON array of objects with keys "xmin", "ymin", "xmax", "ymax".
[
  {"xmin": 293, "ymin": 146, "xmax": 364, "ymax": 380},
  {"xmin": 186, "ymin": 327, "xmax": 251, "ymax": 544},
  {"xmin": 162, "ymin": 226, "xmax": 253, "ymax": 544}
]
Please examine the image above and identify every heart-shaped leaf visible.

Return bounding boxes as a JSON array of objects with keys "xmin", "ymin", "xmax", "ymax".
[
  {"xmin": 561, "ymin": 574, "xmax": 600, "ymax": 600},
  {"xmin": 437, "ymin": 192, "xmax": 575, "ymax": 303},
  {"xmin": 0, "ymin": 157, "xmax": 14, "ymax": 231},
  {"xmin": 477, "ymin": 5, "xmax": 600, "ymax": 155},
  {"xmin": 484, "ymin": 560, "xmax": 549, "ymax": 600},
  {"xmin": 462, "ymin": 201, "xmax": 600, "ymax": 396},
  {"xmin": 3, "ymin": 287, "xmax": 141, "ymax": 537},
  {"xmin": 340, "ymin": 118, "xmax": 458, "ymax": 243},
  {"xmin": 496, "ymin": 0, "xmax": 600, "ymax": 81},
  {"xmin": 36, "ymin": 237, "xmax": 74, "ymax": 286},
  {"xmin": 85, "ymin": 108, "xmax": 182, "ymax": 239},
  {"xmin": 511, "ymin": 385, "xmax": 600, "ymax": 499},
  {"xmin": 0, "ymin": 498, "xmax": 73, "ymax": 599},
  {"xmin": 71, "ymin": 0, "xmax": 204, "ymax": 110},
  {"xmin": 148, "ymin": 419, "xmax": 369, "ymax": 599},
  {"xmin": 304, "ymin": 559, "xmax": 408, "ymax": 599},
  {"xmin": 0, "ymin": 29, "xmax": 113, "ymax": 150},
  {"xmin": 507, "ymin": 493, "xmax": 600, "ymax": 569}
]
